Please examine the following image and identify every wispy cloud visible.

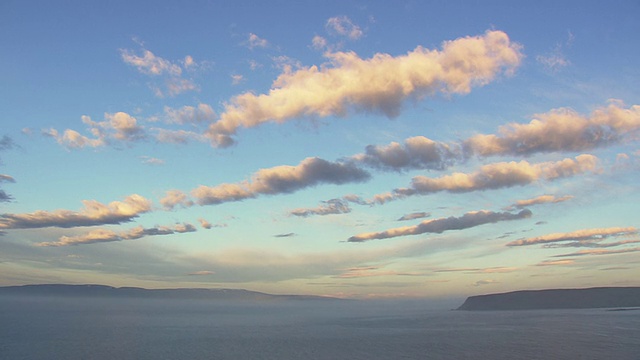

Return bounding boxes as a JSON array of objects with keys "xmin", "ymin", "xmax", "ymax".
[
  {"xmin": 205, "ymin": 30, "xmax": 523, "ymax": 147},
  {"xmin": 434, "ymin": 266, "xmax": 517, "ymax": 274},
  {"xmin": 120, "ymin": 43, "xmax": 199, "ymax": 97},
  {"xmin": 348, "ymin": 209, "xmax": 532, "ymax": 242},
  {"xmin": 397, "ymin": 212, "xmax": 431, "ymax": 221},
  {"xmin": 506, "ymin": 194, "xmax": 573, "ymax": 210},
  {"xmin": 43, "ymin": 112, "xmax": 145, "ymax": 149},
  {"xmin": 274, "ymin": 232, "xmax": 296, "ymax": 238},
  {"xmin": 553, "ymin": 247, "xmax": 640, "ymax": 257},
  {"xmin": 140, "ymin": 156, "xmax": 165, "ymax": 165},
  {"xmin": 163, "ymin": 104, "xmax": 216, "ymax": 125},
  {"xmin": 326, "ymin": 15, "xmax": 363, "ymax": 40},
  {"xmin": 37, "ymin": 222, "xmax": 197, "ymax": 247},
  {"xmin": 289, "ymin": 198, "xmax": 351, "ymax": 217},
  {"xmin": 0, "ymin": 194, "xmax": 151, "ymax": 229},
  {"xmin": 334, "ymin": 265, "xmax": 423, "ymax": 279},
  {"xmin": 535, "ymin": 259, "xmax": 575, "ymax": 266},
  {"xmin": 473, "ymin": 279, "xmax": 499, "ymax": 287},
  {"xmin": 536, "ymin": 31, "xmax": 573, "ymax": 72},
  {"xmin": 506, "ymin": 227, "xmax": 637, "ymax": 247},
  {"xmin": 246, "ymin": 33, "xmax": 269, "ymax": 49}
]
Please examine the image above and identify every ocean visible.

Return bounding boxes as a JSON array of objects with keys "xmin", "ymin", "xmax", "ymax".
[{"xmin": 1, "ymin": 296, "xmax": 638, "ymax": 359}]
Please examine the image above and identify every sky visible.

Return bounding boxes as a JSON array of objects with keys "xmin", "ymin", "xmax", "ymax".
[{"xmin": 1, "ymin": 0, "xmax": 639, "ymax": 299}]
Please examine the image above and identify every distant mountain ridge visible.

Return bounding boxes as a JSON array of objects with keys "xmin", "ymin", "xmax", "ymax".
[
  {"xmin": 0, "ymin": 284, "xmax": 339, "ymax": 301},
  {"xmin": 457, "ymin": 287, "xmax": 640, "ymax": 311}
]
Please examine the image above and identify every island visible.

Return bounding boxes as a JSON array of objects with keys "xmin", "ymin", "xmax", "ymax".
[{"xmin": 457, "ymin": 287, "xmax": 640, "ymax": 311}]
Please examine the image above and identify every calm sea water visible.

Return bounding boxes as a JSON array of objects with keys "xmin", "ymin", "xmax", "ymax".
[{"xmin": 1, "ymin": 296, "xmax": 639, "ymax": 360}]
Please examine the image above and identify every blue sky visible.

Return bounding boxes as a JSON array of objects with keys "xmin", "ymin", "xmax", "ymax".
[{"xmin": 1, "ymin": 0, "xmax": 639, "ymax": 298}]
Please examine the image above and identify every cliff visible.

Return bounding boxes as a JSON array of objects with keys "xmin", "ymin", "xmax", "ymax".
[{"xmin": 457, "ymin": 287, "xmax": 640, "ymax": 311}]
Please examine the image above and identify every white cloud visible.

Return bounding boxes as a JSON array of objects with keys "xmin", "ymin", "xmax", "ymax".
[
  {"xmin": 44, "ymin": 112, "xmax": 145, "ymax": 149},
  {"xmin": 205, "ymin": 30, "xmax": 523, "ymax": 147},
  {"xmin": 120, "ymin": 48, "xmax": 182, "ymax": 76},
  {"xmin": 120, "ymin": 43, "xmax": 199, "ymax": 97}
]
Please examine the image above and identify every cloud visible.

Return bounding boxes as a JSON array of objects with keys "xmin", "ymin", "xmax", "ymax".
[
  {"xmin": 434, "ymin": 266, "xmax": 517, "ymax": 274},
  {"xmin": 334, "ymin": 266, "xmax": 423, "ymax": 279},
  {"xmin": 36, "ymin": 222, "xmax": 197, "ymax": 247},
  {"xmin": 506, "ymin": 227, "xmax": 637, "ymax": 247},
  {"xmin": 188, "ymin": 157, "xmax": 371, "ymax": 206},
  {"xmin": 326, "ymin": 15, "xmax": 363, "ymax": 40},
  {"xmin": 0, "ymin": 174, "xmax": 15, "ymax": 183},
  {"xmin": 290, "ymin": 198, "xmax": 351, "ymax": 217},
  {"xmin": 153, "ymin": 129, "xmax": 206, "ymax": 144},
  {"xmin": 350, "ymin": 136, "xmax": 461, "ymax": 171},
  {"xmin": 120, "ymin": 48, "xmax": 182, "ymax": 76},
  {"xmin": 464, "ymin": 102, "xmax": 640, "ymax": 157},
  {"xmin": 160, "ymin": 190, "xmax": 194, "ymax": 210},
  {"xmin": 274, "ymin": 232, "xmax": 296, "ymax": 238},
  {"xmin": 0, "ymin": 136, "xmax": 17, "ymax": 202},
  {"xmin": 140, "ymin": 156, "xmax": 164, "ymax": 165},
  {"xmin": 397, "ymin": 212, "xmax": 431, "ymax": 221},
  {"xmin": 120, "ymin": 44, "xmax": 199, "ymax": 97},
  {"xmin": 205, "ymin": 30, "xmax": 523, "ymax": 147},
  {"xmin": 473, "ymin": 279, "xmax": 499, "ymax": 287},
  {"xmin": 311, "ymin": 35, "xmax": 327, "ymax": 50},
  {"xmin": 188, "ymin": 270, "xmax": 215, "ymax": 276},
  {"xmin": 553, "ymin": 247, "xmax": 640, "ymax": 257},
  {"xmin": 0, "ymin": 194, "xmax": 152, "ymax": 229},
  {"xmin": 374, "ymin": 155, "xmax": 597, "ymax": 204},
  {"xmin": 508, "ymin": 194, "xmax": 573, "ymax": 209},
  {"xmin": 246, "ymin": 33, "xmax": 269, "ymax": 49},
  {"xmin": 348, "ymin": 209, "xmax": 532, "ymax": 242},
  {"xmin": 163, "ymin": 104, "xmax": 216, "ymax": 125},
  {"xmin": 198, "ymin": 218, "xmax": 212, "ymax": 229},
  {"xmin": 535, "ymin": 259, "xmax": 575, "ymax": 266},
  {"xmin": 44, "ymin": 112, "xmax": 145, "ymax": 149},
  {"xmin": 536, "ymin": 32, "xmax": 573, "ymax": 72},
  {"xmin": 231, "ymin": 74, "xmax": 244, "ymax": 85}
]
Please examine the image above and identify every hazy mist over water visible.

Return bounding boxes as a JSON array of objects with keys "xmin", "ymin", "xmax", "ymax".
[{"xmin": 1, "ymin": 296, "xmax": 639, "ymax": 359}]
